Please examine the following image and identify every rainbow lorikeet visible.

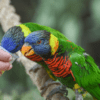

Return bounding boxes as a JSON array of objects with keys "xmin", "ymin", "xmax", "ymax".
[
  {"xmin": 1, "ymin": 23, "xmax": 68, "ymax": 98},
  {"xmin": 1, "ymin": 22, "xmax": 59, "ymax": 80},
  {"xmin": 23, "ymin": 30, "xmax": 100, "ymax": 100},
  {"xmin": 1, "ymin": 23, "xmax": 84, "ymax": 99}
]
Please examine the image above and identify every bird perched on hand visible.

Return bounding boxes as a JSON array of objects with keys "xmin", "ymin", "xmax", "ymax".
[{"xmin": 24, "ymin": 30, "xmax": 100, "ymax": 100}]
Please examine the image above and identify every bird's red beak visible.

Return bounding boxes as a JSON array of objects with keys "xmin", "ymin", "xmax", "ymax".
[{"xmin": 21, "ymin": 45, "xmax": 34, "ymax": 57}]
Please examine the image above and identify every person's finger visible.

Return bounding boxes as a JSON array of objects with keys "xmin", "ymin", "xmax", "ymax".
[
  {"xmin": 0, "ymin": 61, "xmax": 12, "ymax": 71},
  {"xmin": 0, "ymin": 49, "xmax": 12, "ymax": 62},
  {"xmin": 7, "ymin": 64, "xmax": 12, "ymax": 70}
]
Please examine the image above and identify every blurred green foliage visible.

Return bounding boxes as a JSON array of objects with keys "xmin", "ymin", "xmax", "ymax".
[{"xmin": 0, "ymin": 0, "xmax": 100, "ymax": 99}]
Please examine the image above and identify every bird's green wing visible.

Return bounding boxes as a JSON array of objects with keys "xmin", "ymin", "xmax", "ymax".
[
  {"xmin": 70, "ymin": 52, "xmax": 100, "ymax": 99},
  {"xmin": 22, "ymin": 22, "xmax": 68, "ymax": 40}
]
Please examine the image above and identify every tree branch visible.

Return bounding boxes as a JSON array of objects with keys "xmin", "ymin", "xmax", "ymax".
[{"xmin": 0, "ymin": 0, "xmax": 68, "ymax": 99}]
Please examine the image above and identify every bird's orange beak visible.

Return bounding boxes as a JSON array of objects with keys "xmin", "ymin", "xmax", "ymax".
[{"xmin": 21, "ymin": 45, "xmax": 34, "ymax": 56}]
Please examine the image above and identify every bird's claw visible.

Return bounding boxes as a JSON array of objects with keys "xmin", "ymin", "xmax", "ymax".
[
  {"xmin": 40, "ymin": 79, "xmax": 61, "ymax": 96},
  {"xmin": 46, "ymin": 85, "xmax": 68, "ymax": 100},
  {"xmin": 75, "ymin": 89, "xmax": 83, "ymax": 100}
]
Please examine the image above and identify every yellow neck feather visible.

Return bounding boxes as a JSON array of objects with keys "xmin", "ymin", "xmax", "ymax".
[
  {"xmin": 18, "ymin": 24, "xmax": 31, "ymax": 37},
  {"xmin": 49, "ymin": 34, "xmax": 59, "ymax": 55}
]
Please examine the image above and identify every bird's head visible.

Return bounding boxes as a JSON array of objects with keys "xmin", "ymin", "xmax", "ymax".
[
  {"xmin": 23, "ymin": 30, "xmax": 59, "ymax": 58},
  {"xmin": 1, "ymin": 26, "xmax": 24, "ymax": 53}
]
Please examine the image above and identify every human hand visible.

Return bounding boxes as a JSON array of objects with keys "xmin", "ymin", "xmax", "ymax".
[{"xmin": 0, "ymin": 49, "xmax": 12, "ymax": 75}]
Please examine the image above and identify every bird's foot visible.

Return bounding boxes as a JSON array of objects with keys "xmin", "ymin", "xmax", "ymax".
[
  {"xmin": 40, "ymin": 79, "xmax": 61, "ymax": 96},
  {"xmin": 75, "ymin": 89, "xmax": 83, "ymax": 100},
  {"xmin": 29, "ymin": 64, "xmax": 42, "ymax": 73},
  {"xmin": 46, "ymin": 85, "xmax": 68, "ymax": 100}
]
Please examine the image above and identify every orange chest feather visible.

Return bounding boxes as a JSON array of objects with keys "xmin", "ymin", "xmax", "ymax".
[{"xmin": 44, "ymin": 54, "xmax": 75, "ymax": 81}]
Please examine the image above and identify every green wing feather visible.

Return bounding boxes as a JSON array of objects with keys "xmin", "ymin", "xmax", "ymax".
[
  {"xmin": 70, "ymin": 52, "xmax": 100, "ymax": 99},
  {"xmin": 55, "ymin": 38, "xmax": 100, "ymax": 99},
  {"xmin": 23, "ymin": 22, "xmax": 68, "ymax": 40}
]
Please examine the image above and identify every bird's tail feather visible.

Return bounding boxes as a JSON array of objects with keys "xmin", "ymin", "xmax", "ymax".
[{"xmin": 87, "ymin": 86, "xmax": 100, "ymax": 100}]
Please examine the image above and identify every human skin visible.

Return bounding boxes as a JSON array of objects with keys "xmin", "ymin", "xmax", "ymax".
[{"xmin": 0, "ymin": 49, "xmax": 12, "ymax": 74}]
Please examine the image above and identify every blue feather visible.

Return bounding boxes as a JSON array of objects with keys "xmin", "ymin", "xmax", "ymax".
[
  {"xmin": 24, "ymin": 30, "xmax": 51, "ymax": 56},
  {"xmin": 1, "ymin": 26, "xmax": 24, "ymax": 53}
]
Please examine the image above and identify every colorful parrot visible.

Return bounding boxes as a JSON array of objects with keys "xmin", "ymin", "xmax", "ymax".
[
  {"xmin": 1, "ymin": 23, "xmax": 85, "ymax": 99},
  {"xmin": 1, "ymin": 23, "xmax": 68, "ymax": 99},
  {"xmin": 24, "ymin": 30, "xmax": 100, "ymax": 99},
  {"xmin": 1, "ymin": 23, "xmax": 59, "ymax": 80}
]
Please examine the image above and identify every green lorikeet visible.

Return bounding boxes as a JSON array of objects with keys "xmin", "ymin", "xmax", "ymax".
[
  {"xmin": 1, "ymin": 23, "xmax": 57, "ymax": 81},
  {"xmin": 24, "ymin": 30, "xmax": 100, "ymax": 99},
  {"xmin": 1, "ymin": 23, "xmax": 84, "ymax": 99}
]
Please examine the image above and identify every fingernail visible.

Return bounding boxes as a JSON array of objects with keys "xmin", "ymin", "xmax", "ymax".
[
  {"xmin": 9, "ymin": 56, "xmax": 12, "ymax": 61},
  {"xmin": 9, "ymin": 64, "xmax": 12, "ymax": 69}
]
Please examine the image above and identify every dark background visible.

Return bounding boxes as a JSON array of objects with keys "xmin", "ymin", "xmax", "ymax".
[{"xmin": 0, "ymin": 0, "xmax": 100, "ymax": 100}]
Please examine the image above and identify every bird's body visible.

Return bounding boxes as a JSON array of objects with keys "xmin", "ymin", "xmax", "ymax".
[
  {"xmin": 1, "ymin": 22, "xmax": 60, "ymax": 80},
  {"xmin": 24, "ymin": 30, "xmax": 100, "ymax": 99}
]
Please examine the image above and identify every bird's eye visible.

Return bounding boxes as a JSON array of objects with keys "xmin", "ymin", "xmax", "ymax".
[{"xmin": 37, "ymin": 40, "xmax": 41, "ymax": 44}]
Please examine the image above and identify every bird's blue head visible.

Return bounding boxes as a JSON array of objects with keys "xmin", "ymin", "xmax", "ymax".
[
  {"xmin": 24, "ymin": 30, "xmax": 51, "ymax": 58},
  {"xmin": 1, "ymin": 26, "xmax": 25, "ymax": 53}
]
